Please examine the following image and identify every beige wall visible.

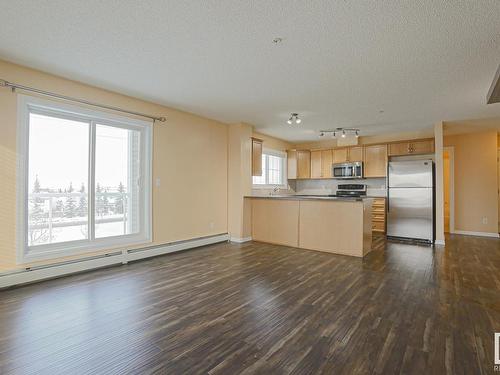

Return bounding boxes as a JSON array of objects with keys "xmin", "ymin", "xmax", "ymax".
[
  {"xmin": 444, "ymin": 129, "xmax": 498, "ymax": 234},
  {"xmin": 253, "ymin": 131, "xmax": 292, "ymax": 152},
  {"xmin": 434, "ymin": 122, "xmax": 445, "ymax": 243},
  {"xmin": 0, "ymin": 60, "xmax": 228, "ymax": 271},
  {"xmin": 228, "ymin": 123, "xmax": 253, "ymax": 240}
]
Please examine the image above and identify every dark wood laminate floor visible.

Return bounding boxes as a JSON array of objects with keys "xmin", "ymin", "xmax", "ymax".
[{"xmin": 1, "ymin": 234, "xmax": 500, "ymax": 375}]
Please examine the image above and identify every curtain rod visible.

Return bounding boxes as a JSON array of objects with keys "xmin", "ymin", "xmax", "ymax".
[{"xmin": 0, "ymin": 79, "xmax": 166, "ymax": 123}]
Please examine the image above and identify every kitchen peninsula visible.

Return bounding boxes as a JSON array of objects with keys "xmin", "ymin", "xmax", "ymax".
[{"xmin": 245, "ymin": 196, "xmax": 373, "ymax": 257}]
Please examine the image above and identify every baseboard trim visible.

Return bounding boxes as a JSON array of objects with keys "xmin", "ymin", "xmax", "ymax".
[
  {"xmin": 434, "ymin": 239, "xmax": 446, "ymax": 245},
  {"xmin": 452, "ymin": 230, "xmax": 500, "ymax": 238},
  {"xmin": 0, "ymin": 233, "xmax": 229, "ymax": 289},
  {"xmin": 230, "ymin": 236, "xmax": 252, "ymax": 243}
]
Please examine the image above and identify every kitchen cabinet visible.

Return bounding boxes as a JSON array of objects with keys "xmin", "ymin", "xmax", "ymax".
[
  {"xmin": 388, "ymin": 139, "xmax": 434, "ymax": 156},
  {"xmin": 311, "ymin": 149, "xmax": 333, "ymax": 179},
  {"xmin": 321, "ymin": 149, "xmax": 333, "ymax": 178},
  {"xmin": 287, "ymin": 150, "xmax": 298, "ymax": 179},
  {"xmin": 372, "ymin": 198, "xmax": 386, "ymax": 233},
  {"xmin": 297, "ymin": 150, "xmax": 311, "ymax": 179},
  {"xmin": 364, "ymin": 144, "xmax": 387, "ymax": 178},
  {"xmin": 287, "ymin": 150, "xmax": 311, "ymax": 179},
  {"xmin": 410, "ymin": 140, "xmax": 435, "ymax": 155},
  {"xmin": 311, "ymin": 150, "xmax": 322, "ymax": 178},
  {"xmin": 333, "ymin": 147, "xmax": 363, "ymax": 163},
  {"xmin": 348, "ymin": 147, "xmax": 363, "ymax": 162},
  {"xmin": 333, "ymin": 148, "xmax": 348, "ymax": 164},
  {"xmin": 251, "ymin": 138, "xmax": 263, "ymax": 177}
]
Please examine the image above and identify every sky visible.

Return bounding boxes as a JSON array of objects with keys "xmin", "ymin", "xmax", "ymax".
[{"xmin": 28, "ymin": 113, "xmax": 134, "ymax": 192}]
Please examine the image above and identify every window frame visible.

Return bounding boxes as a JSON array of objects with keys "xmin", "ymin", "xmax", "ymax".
[
  {"xmin": 16, "ymin": 95, "xmax": 152, "ymax": 263},
  {"xmin": 252, "ymin": 148, "xmax": 288, "ymax": 189}
]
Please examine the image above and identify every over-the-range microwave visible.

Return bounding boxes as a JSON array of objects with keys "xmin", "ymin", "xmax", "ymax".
[{"xmin": 332, "ymin": 161, "xmax": 363, "ymax": 179}]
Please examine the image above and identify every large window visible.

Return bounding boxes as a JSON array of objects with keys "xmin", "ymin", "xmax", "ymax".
[
  {"xmin": 17, "ymin": 95, "xmax": 152, "ymax": 262},
  {"xmin": 252, "ymin": 150, "xmax": 287, "ymax": 187}
]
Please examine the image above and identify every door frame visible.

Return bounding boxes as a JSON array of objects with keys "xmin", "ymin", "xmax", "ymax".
[{"xmin": 443, "ymin": 146, "xmax": 455, "ymax": 233}]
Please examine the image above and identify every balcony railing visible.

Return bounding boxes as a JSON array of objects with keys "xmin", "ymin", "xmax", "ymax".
[{"xmin": 28, "ymin": 192, "xmax": 131, "ymax": 244}]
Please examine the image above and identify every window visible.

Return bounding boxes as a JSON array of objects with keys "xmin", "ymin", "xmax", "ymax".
[
  {"xmin": 252, "ymin": 150, "xmax": 287, "ymax": 187},
  {"xmin": 17, "ymin": 95, "xmax": 152, "ymax": 262}
]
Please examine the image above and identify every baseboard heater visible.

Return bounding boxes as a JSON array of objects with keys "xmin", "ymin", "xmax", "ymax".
[{"xmin": 0, "ymin": 233, "xmax": 229, "ymax": 289}]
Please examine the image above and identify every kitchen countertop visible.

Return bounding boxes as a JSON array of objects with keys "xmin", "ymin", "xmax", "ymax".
[{"xmin": 244, "ymin": 195, "xmax": 375, "ymax": 202}]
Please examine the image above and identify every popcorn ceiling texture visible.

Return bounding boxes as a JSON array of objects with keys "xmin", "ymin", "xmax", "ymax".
[{"xmin": 0, "ymin": 1, "xmax": 499, "ymax": 141}]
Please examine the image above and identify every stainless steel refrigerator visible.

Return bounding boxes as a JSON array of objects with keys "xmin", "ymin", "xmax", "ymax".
[{"xmin": 387, "ymin": 160, "xmax": 434, "ymax": 242}]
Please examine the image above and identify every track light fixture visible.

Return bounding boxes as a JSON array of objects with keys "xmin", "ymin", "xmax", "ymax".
[
  {"xmin": 287, "ymin": 113, "xmax": 301, "ymax": 125},
  {"xmin": 318, "ymin": 128, "xmax": 360, "ymax": 139}
]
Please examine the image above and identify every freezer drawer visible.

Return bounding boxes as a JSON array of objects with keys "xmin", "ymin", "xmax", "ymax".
[
  {"xmin": 387, "ymin": 187, "xmax": 433, "ymax": 241},
  {"xmin": 388, "ymin": 160, "xmax": 433, "ymax": 188}
]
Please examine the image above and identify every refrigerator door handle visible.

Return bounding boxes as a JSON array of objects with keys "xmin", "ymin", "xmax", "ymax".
[
  {"xmin": 386, "ymin": 164, "xmax": 390, "ymax": 212},
  {"xmin": 387, "ymin": 188, "xmax": 390, "ymax": 212}
]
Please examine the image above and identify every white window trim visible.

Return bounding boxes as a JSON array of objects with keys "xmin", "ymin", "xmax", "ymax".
[
  {"xmin": 16, "ymin": 94, "xmax": 153, "ymax": 263},
  {"xmin": 252, "ymin": 148, "xmax": 288, "ymax": 189}
]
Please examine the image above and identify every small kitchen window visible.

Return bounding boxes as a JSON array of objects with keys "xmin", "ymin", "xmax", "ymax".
[{"xmin": 252, "ymin": 149, "xmax": 287, "ymax": 188}]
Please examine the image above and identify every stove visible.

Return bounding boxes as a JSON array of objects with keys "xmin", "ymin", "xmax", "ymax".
[{"xmin": 333, "ymin": 184, "xmax": 367, "ymax": 198}]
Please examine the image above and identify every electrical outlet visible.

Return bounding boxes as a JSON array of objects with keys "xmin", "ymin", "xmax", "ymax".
[
  {"xmin": 482, "ymin": 217, "xmax": 488, "ymax": 225},
  {"xmin": 209, "ymin": 222, "xmax": 215, "ymax": 230},
  {"xmin": 155, "ymin": 178, "xmax": 161, "ymax": 187}
]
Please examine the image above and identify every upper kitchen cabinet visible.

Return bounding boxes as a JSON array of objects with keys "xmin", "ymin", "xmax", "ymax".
[
  {"xmin": 333, "ymin": 148, "xmax": 348, "ymax": 164},
  {"xmin": 310, "ymin": 150, "xmax": 322, "ymax": 178},
  {"xmin": 364, "ymin": 144, "xmax": 387, "ymax": 178},
  {"xmin": 251, "ymin": 137, "xmax": 263, "ymax": 176},
  {"xmin": 287, "ymin": 150, "xmax": 311, "ymax": 179},
  {"xmin": 388, "ymin": 139, "xmax": 434, "ymax": 156},
  {"xmin": 321, "ymin": 149, "xmax": 333, "ymax": 178},
  {"xmin": 348, "ymin": 147, "xmax": 363, "ymax": 162},
  {"xmin": 297, "ymin": 150, "xmax": 311, "ymax": 179},
  {"xmin": 333, "ymin": 146, "xmax": 363, "ymax": 163},
  {"xmin": 311, "ymin": 149, "xmax": 333, "ymax": 179}
]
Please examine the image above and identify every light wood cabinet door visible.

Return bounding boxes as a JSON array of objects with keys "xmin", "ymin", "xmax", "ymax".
[
  {"xmin": 388, "ymin": 142, "xmax": 410, "ymax": 156},
  {"xmin": 389, "ymin": 139, "xmax": 434, "ymax": 156},
  {"xmin": 297, "ymin": 150, "xmax": 311, "ymax": 179},
  {"xmin": 252, "ymin": 138, "xmax": 263, "ymax": 176},
  {"xmin": 333, "ymin": 148, "xmax": 348, "ymax": 164},
  {"xmin": 364, "ymin": 144, "xmax": 387, "ymax": 178},
  {"xmin": 310, "ymin": 150, "xmax": 322, "ymax": 178},
  {"xmin": 321, "ymin": 149, "xmax": 333, "ymax": 178},
  {"xmin": 287, "ymin": 150, "xmax": 297, "ymax": 179},
  {"xmin": 410, "ymin": 140, "xmax": 434, "ymax": 155},
  {"xmin": 348, "ymin": 147, "xmax": 363, "ymax": 162}
]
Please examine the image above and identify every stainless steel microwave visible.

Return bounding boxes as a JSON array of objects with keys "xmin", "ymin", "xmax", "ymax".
[{"xmin": 332, "ymin": 162, "xmax": 363, "ymax": 179}]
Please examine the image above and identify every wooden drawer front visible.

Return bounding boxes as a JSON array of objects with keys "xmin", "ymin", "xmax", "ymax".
[
  {"xmin": 371, "ymin": 198, "xmax": 386, "ymax": 233},
  {"xmin": 372, "ymin": 221, "xmax": 385, "ymax": 232}
]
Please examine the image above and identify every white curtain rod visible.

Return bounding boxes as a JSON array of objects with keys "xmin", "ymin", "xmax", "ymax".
[{"xmin": 0, "ymin": 78, "xmax": 166, "ymax": 123}]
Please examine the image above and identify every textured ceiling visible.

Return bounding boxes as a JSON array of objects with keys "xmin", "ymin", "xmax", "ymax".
[{"xmin": 0, "ymin": 1, "xmax": 500, "ymax": 141}]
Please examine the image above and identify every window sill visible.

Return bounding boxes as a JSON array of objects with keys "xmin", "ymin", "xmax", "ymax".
[{"xmin": 252, "ymin": 184, "xmax": 288, "ymax": 189}]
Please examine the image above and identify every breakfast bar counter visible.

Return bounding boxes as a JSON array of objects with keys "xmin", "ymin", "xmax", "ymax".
[{"xmin": 245, "ymin": 196, "xmax": 373, "ymax": 257}]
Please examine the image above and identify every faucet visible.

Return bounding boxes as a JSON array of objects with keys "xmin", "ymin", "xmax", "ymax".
[{"xmin": 270, "ymin": 186, "xmax": 280, "ymax": 196}]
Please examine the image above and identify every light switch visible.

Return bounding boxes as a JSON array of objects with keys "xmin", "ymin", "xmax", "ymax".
[{"xmin": 155, "ymin": 178, "xmax": 161, "ymax": 187}]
